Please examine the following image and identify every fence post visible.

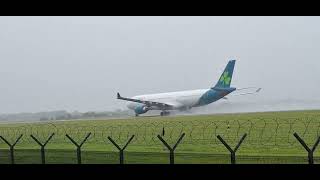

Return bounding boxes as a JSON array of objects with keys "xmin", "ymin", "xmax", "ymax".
[
  {"xmin": 217, "ymin": 133, "xmax": 247, "ymax": 164},
  {"xmin": 0, "ymin": 134, "xmax": 23, "ymax": 164},
  {"xmin": 107, "ymin": 135, "xmax": 135, "ymax": 164},
  {"xmin": 65, "ymin": 133, "xmax": 91, "ymax": 164},
  {"xmin": 157, "ymin": 133, "xmax": 185, "ymax": 164},
  {"xmin": 30, "ymin": 133, "xmax": 55, "ymax": 164},
  {"xmin": 293, "ymin": 132, "xmax": 320, "ymax": 164}
]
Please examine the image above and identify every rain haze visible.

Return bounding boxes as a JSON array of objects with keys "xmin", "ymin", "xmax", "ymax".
[{"xmin": 0, "ymin": 16, "xmax": 320, "ymax": 115}]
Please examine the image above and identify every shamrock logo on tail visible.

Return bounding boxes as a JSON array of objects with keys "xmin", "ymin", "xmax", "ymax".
[{"xmin": 219, "ymin": 71, "xmax": 231, "ymax": 86}]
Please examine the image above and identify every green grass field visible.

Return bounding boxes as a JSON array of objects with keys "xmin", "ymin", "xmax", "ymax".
[{"xmin": 1, "ymin": 110, "xmax": 320, "ymax": 164}]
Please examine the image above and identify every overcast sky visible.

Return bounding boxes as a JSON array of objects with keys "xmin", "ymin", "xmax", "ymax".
[{"xmin": 0, "ymin": 16, "xmax": 320, "ymax": 114}]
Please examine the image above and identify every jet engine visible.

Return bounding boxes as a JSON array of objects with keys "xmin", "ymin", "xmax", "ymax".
[{"xmin": 134, "ymin": 105, "xmax": 149, "ymax": 114}]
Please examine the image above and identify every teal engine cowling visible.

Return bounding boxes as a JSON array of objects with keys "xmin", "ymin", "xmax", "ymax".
[{"xmin": 134, "ymin": 105, "xmax": 149, "ymax": 114}]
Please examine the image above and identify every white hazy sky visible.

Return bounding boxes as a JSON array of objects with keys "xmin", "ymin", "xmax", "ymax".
[{"xmin": 0, "ymin": 16, "xmax": 320, "ymax": 114}]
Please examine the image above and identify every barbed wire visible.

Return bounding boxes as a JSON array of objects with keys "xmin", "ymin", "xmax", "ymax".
[{"xmin": 0, "ymin": 115, "xmax": 320, "ymax": 148}]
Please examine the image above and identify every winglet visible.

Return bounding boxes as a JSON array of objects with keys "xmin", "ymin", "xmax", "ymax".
[
  {"xmin": 256, "ymin": 88, "xmax": 262, "ymax": 93},
  {"xmin": 117, "ymin": 92, "xmax": 121, "ymax": 99}
]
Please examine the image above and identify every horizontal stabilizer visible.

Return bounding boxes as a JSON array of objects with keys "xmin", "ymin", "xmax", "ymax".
[{"xmin": 229, "ymin": 87, "xmax": 262, "ymax": 96}]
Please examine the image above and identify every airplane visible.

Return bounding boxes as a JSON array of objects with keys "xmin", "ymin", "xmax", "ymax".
[{"xmin": 117, "ymin": 60, "xmax": 261, "ymax": 117}]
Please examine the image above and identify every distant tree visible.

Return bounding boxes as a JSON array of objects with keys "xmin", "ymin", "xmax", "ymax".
[
  {"xmin": 40, "ymin": 117, "xmax": 48, "ymax": 121},
  {"xmin": 83, "ymin": 112, "xmax": 96, "ymax": 118},
  {"xmin": 66, "ymin": 113, "xmax": 72, "ymax": 119}
]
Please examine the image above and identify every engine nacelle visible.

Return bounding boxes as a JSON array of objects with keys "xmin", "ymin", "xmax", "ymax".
[{"xmin": 134, "ymin": 105, "xmax": 149, "ymax": 114}]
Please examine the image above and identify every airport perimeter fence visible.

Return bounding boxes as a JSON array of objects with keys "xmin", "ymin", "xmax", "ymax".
[{"xmin": 0, "ymin": 116, "xmax": 320, "ymax": 164}]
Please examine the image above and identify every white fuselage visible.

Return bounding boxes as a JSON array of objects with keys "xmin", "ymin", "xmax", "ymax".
[
  {"xmin": 126, "ymin": 89, "xmax": 209, "ymax": 111},
  {"xmin": 121, "ymin": 60, "xmax": 239, "ymax": 115}
]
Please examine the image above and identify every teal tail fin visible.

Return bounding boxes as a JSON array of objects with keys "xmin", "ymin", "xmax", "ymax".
[{"xmin": 213, "ymin": 60, "xmax": 236, "ymax": 88}]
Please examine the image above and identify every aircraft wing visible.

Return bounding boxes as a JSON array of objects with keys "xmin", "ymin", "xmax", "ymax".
[
  {"xmin": 223, "ymin": 87, "xmax": 262, "ymax": 99},
  {"xmin": 163, "ymin": 101, "xmax": 185, "ymax": 109},
  {"xmin": 117, "ymin": 93, "xmax": 174, "ymax": 109}
]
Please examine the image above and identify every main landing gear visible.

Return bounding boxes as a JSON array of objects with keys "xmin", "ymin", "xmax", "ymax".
[{"xmin": 160, "ymin": 111, "xmax": 170, "ymax": 116}]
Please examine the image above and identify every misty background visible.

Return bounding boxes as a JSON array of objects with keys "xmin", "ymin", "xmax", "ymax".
[{"xmin": 0, "ymin": 16, "xmax": 320, "ymax": 119}]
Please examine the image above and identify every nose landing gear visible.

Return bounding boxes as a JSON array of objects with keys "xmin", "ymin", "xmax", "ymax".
[{"xmin": 160, "ymin": 111, "xmax": 170, "ymax": 116}]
